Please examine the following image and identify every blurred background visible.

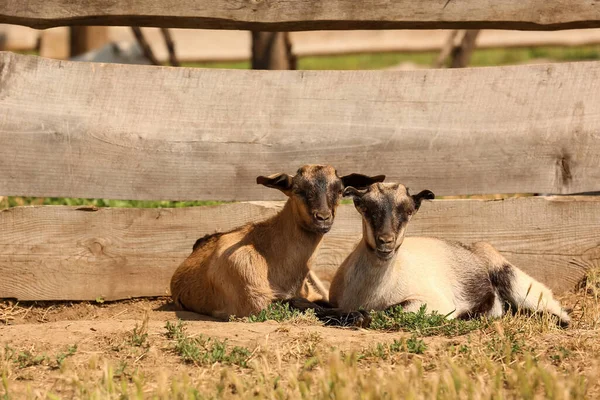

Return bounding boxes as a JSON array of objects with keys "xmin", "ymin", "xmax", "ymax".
[{"xmin": 1, "ymin": 25, "xmax": 600, "ymax": 70}]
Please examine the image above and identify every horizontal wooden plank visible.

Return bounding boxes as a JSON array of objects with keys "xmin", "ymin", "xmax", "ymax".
[
  {"xmin": 2, "ymin": 53, "xmax": 600, "ymax": 200},
  {"xmin": 2, "ymin": 0, "xmax": 600, "ymax": 31},
  {"xmin": 0, "ymin": 196, "xmax": 598, "ymax": 301}
]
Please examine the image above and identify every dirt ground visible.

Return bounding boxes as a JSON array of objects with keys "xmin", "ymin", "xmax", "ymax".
[{"xmin": 1, "ymin": 285, "xmax": 599, "ymax": 399}]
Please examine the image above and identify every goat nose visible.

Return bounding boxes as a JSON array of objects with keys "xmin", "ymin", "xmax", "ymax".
[
  {"xmin": 314, "ymin": 211, "xmax": 332, "ymax": 221},
  {"xmin": 378, "ymin": 234, "xmax": 395, "ymax": 244}
]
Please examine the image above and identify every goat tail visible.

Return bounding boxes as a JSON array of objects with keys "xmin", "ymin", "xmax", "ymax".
[{"xmin": 489, "ymin": 262, "xmax": 571, "ymax": 327}]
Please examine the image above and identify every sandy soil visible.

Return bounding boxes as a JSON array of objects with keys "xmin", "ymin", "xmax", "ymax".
[{"xmin": 0, "ymin": 289, "xmax": 597, "ymax": 398}]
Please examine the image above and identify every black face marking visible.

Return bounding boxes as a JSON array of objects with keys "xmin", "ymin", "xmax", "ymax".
[
  {"xmin": 357, "ymin": 196, "xmax": 394, "ymax": 241},
  {"xmin": 328, "ymin": 180, "xmax": 344, "ymax": 206},
  {"xmin": 355, "ymin": 185, "xmax": 415, "ymax": 252},
  {"xmin": 294, "ymin": 171, "xmax": 340, "ymax": 211},
  {"xmin": 288, "ymin": 165, "xmax": 346, "ymax": 233}
]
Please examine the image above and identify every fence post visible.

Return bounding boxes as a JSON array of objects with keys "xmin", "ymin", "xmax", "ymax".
[
  {"xmin": 450, "ymin": 30, "xmax": 480, "ymax": 68},
  {"xmin": 251, "ymin": 32, "xmax": 296, "ymax": 70},
  {"xmin": 69, "ymin": 26, "xmax": 109, "ymax": 57}
]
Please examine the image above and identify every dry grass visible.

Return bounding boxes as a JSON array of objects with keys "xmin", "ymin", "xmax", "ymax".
[{"xmin": 1, "ymin": 271, "xmax": 599, "ymax": 399}]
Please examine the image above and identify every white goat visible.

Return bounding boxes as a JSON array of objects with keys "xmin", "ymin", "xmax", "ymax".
[{"xmin": 329, "ymin": 183, "xmax": 570, "ymax": 326}]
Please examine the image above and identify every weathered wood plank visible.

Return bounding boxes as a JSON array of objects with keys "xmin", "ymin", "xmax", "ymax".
[
  {"xmin": 2, "ymin": 0, "xmax": 600, "ymax": 31},
  {"xmin": 0, "ymin": 197, "xmax": 598, "ymax": 301},
  {"xmin": 1, "ymin": 53, "xmax": 600, "ymax": 201}
]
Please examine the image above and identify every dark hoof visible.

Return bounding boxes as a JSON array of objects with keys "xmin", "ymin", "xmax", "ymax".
[
  {"xmin": 358, "ymin": 310, "xmax": 372, "ymax": 328},
  {"xmin": 323, "ymin": 310, "xmax": 371, "ymax": 328},
  {"xmin": 343, "ymin": 311, "xmax": 366, "ymax": 328}
]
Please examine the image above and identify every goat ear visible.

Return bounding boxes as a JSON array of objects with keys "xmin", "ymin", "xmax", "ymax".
[
  {"xmin": 256, "ymin": 173, "xmax": 293, "ymax": 194},
  {"xmin": 340, "ymin": 173, "xmax": 385, "ymax": 189},
  {"xmin": 343, "ymin": 186, "xmax": 368, "ymax": 198},
  {"xmin": 412, "ymin": 190, "xmax": 435, "ymax": 209}
]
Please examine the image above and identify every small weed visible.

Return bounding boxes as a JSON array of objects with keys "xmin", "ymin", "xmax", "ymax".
[
  {"xmin": 303, "ymin": 356, "xmax": 320, "ymax": 371},
  {"xmin": 459, "ymin": 344, "xmax": 470, "ymax": 354},
  {"xmin": 363, "ymin": 336, "xmax": 427, "ymax": 360},
  {"xmin": 95, "ymin": 297, "xmax": 105, "ymax": 304},
  {"xmin": 370, "ymin": 304, "xmax": 485, "ymax": 336},
  {"xmin": 55, "ymin": 344, "xmax": 77, "ymax": 369},
  {"xmin": 2, "ymin": 346, "xmax": 14, "ymax": 363},
  {"xmin": 16, "ymin": 350, "xmax": 47, "ymax": 369},
  {"xmin": 485, "ymin": 331, "xmax": 526, "ymax": 364},
  {"xmin": 165, "ymin": 320, "xmax": 185, "ymax": 340},
  {"xmin": 130, "ymin": 312, "xmax": 150, "ymax": 348},
  {"xmin": 131, "ymin": 325, "xmax": 148, "ymax": 347},
  {"xmin": 114, "ymin": 361, "xmax": 129, "ymax": 378},
  {"xmin": 549, "ymin": 346, "xmax": 572, "ymax": 365},
  {"xmin": 406, "ymin": 336, "xmax": 427, "ymax": 354},
  {"xmin": 164, "ymin": 321, "xmax": 252, "ymax": 368}
]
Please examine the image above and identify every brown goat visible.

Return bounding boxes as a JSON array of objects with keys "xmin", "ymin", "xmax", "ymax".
[{"xmin": 170, "ymin": 165, "xmax": 384, "ymax": 326}]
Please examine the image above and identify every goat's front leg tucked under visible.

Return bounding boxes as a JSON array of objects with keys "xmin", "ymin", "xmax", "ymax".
[{"xmin": 281, "ymin": 298, "xmax": 371, "ymax": 328}]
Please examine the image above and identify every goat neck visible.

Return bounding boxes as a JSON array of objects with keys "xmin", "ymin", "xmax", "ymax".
[{"xmin": 257, "ymin": 200, "xmax": 324, "ymax": 273}]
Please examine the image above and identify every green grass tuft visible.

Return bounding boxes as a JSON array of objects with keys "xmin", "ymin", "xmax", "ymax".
[
  {"xmin": 369, "ymin": 304, "xmax": 486, "ymax": 336},
  {"xmin": 362, "ymin": 336, "xmax": 427, "ymax": 360},
  {"xmin": 165, "ymin": 321, "xmax": 252, "ymax": 368},
  {"xmin": 55, "ymin": 345, "xmax": 77, "ymax": 370},
  {"xmin": 243, "ymin": 302, "xmax": 304, "ymax": 323},
  {"xmin": 16, "ymin": 350, "xmax": 47, "ymax": 369}
]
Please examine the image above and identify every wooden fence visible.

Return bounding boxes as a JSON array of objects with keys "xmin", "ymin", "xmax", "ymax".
[
  {"xmin": 2, "ymin": 1, "xmax": 600, "ymax": 30},
  {"xmin": 1, "ymin": 2, "xmax": 600, "ymax": 301}
]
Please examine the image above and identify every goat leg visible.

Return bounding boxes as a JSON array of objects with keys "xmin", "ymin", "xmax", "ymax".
[
  {"xmin": 281, "ymin": 298, "xmax": 371, "ymax": 328},
  {"xmin": 311, "ymin": 299, "xmax": 334, "ymax": 308},
  {"xmin": 385, "ymin": 299, "xmax": 425, "ymax": 314}
]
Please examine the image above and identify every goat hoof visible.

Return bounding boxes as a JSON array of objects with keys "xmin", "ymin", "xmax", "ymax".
[
  {"xmin": 358, "ymin": 310, "xmax": 372, "ymax": 328},
  {"xmin": 342, "ymin": 310, "xmax": 370, "ymax": 328}
]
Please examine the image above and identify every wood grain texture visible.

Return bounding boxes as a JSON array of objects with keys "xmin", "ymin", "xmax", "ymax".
[
  {"xmin": 2, "ymin": 53, "xmax": 600, "ymax": 201},
  {"xmin": 2, "ymin": 0, "xmax": 600, "ymax": 31},
  {"xmin": 0, "ymin": 197, "xmax": 598, "ymax": 301}
]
